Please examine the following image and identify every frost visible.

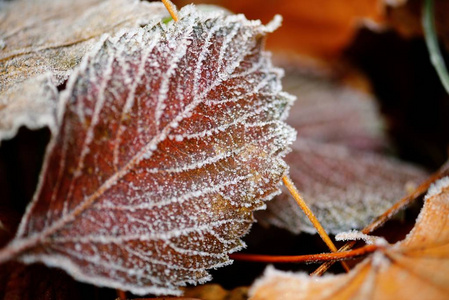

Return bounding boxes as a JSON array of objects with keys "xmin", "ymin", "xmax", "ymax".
[
  {"xmin": 250, "ymin": 176, "xmax": 449, "ymax": 300},
  {"xmin": 1, "ymin": 4, "xmax": 295, "ymax": 296},
  {"xmin": 0, "ymin": 74, "xmax": 60, "ymax": 142},
  {"xmin": 335, "ymin": 230, "xmax": 387, "ymax": 245},
  {"xmin": 257, "ymin": 72, "xmax": 427, "ymax": 234},
  {"xmin": 258, "ymin": 138, "xmax": 426, "ymax": 234},
  {"xmin": 264, "ymin": 15, "xmax": 283, "ymax": 32},
  {"xmin": 425, "ymin": 176, "xmax": 449, "ymax": 200},
  {"xmin": 0, "ymin": 0, "xmax": 168, "ymax": 142}
]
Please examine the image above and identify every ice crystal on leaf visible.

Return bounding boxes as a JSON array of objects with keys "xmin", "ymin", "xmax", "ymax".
[
  {"xmin": 0, "ymin": 0, "xmax": 168, "ymax": 142},
  {"xmin": 0, "ymin": 4, "xmax": 295, "ymax": 296},
  {"xmin": 257, "ymin": 73, "xmax": 427, "ymax": 234},
  {"xmin": 250, "ymin": 176, "xmax": 449, "ymax": 300}
]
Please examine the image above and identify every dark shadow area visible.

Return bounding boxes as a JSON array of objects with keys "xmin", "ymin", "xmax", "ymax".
[{"xmin": 345, "ymin": 28, "xmax": 449, "ymax": 169}]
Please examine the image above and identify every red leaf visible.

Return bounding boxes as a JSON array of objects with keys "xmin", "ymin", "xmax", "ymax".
[
  {"xmin": 0, "ymin": 6, "xmax": 295, "ymax": 296},
  {"xmin": 0, "ymin": 262, "xmax": 80, "ymax": 300}
]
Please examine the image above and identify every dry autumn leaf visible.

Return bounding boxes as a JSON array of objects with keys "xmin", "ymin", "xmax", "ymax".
[
  {"xmin": 0, "ymin": 4, "xmax": 295, "ymax": 296},
  {"xmin": 257, "ymin": 71, "xmax": 427, "ymax": 234},
  {"xmin": 0, "ymin": 0, "xmax": 167, "ymax": 141},
  {"xmin": 174, "ymin": 0, "xmax": 407, "ymax": 58},
  {"xmin": 259, "ymin": 139, "xmax": 427, "ymax": 234},
  {"xmin": 0, "ymin": 201, "xmax": 80, "ymax": 300},
  {"xmin": 1, "ymin": 0, "xmax": 441, "ymax": 298},
  {"xmin": 0, "ymin": 262, "xmax": 80, "ymax": 300},
  {"xmin": 250, "ymin": 176, "xmax": 449, "ymax": 300},
  {"xmin": 182, "ymin": 283, "xmax": 248, "ymax": 300},
  {"xmin": 280, "ymin": 72, "xmax": 385, "ymax": 151}
]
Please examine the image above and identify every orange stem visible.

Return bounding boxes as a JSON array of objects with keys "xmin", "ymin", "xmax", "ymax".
[
  {"xmin": 312, "ymin": 169, "xmax": 446, "ymax": 276},
  {"xmin": 230, "ymin": 244, "xmax": 378, "ymax": 263},
  {"xmin": 282, "ymin": 175, "xmax": 350, "ymax": 272},
  {"xmin": 161, "ymin": 0, "xmax": 179, "ymax": 22},
  {"xmin": 116, "ymin": 289, "xmax": 126, "ymax": 300}
]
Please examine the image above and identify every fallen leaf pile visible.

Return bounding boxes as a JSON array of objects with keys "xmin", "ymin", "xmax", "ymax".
[
  {"xmin": 258, "ymin": 71, "xmax": 427, "ymax": 234},
  {"xmin": 0, "ymin": 0, "xmax": 447, "ymax": 298},
  {"xmin": 0, "ymin": 3, "xmax": 295, "ymax": 296},
  {"xmin": 250, "ymin": 176, "xmax": 449, "ymax": 300}
]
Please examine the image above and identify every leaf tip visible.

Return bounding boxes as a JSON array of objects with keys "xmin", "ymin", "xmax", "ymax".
[{"xmin": 265, "ymin": 14, "xmax": 283, "ymax": 33}]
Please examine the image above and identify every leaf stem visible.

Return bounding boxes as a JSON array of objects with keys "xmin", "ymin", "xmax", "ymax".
[
  {"xmin": 161, "ymin": 0, "xmax": 179, "ymax": 22},
  {"xmin": 423, "ymin": 0, "xmax": 449, "ymax": 94},
  {"xmin": 230, "ymin": 244, "xmax": 379, "ymax": 263},
  {"xmin": 312, "ymin": 169, "xmax": 446, "ymax": 276},
  {"xmin": 282, "ymin": 175, "xmax": 350, "ymax": 272},
  {"xmin": 0, "ymin": 237, "xmax": 38, "ymax": 265},
  {"xmin": 116, "ymin": 289, "xmax": 127, "ymax": 300}
]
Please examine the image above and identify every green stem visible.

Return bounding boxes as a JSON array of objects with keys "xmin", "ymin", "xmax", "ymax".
[{"xmin": 423, "ymin": 0, "xmax": 449, "ymax": 94}]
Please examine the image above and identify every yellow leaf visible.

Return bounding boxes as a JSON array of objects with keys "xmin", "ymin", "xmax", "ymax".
[{"xmin": 249, "ymin": 177, "xmax": 449, "ymax": 300}]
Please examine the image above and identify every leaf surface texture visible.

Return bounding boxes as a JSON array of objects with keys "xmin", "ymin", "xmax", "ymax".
[
  {"xmin": 258, "ymin": 72, "xmax": 427, "ymax": 234},
  {"xmin": 6, "ymin": 6, "xmax": 295, "ymax": 295},
  {"xmin": 0, "ymin": 0, "xmax": 167, "ymax": 141}
]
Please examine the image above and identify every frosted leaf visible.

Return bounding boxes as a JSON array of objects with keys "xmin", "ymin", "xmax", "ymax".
[
  {"xmin": 259, "ymin": 138, "xmax": 427, "ymax": 234},
  {"xmin": 0, "ymin": 74, "xmax": 59, "ymax": 142},
  {"xmin": 257, "ymin": 72, "xmax": 427, "ymax": 234},
  {"xmin": 249, "ymin": 177, "xmax": 449, "ymax": 300},
  {"xmin": 0, "ymin": 0, "xmax": 168, "ymax": 141},
  {"xmin": 0, "ymin": 262, "xmax": 79, "ymax": 300},
  {"xmin": 0, "ymin": 5, "xmax": 295, "ymax": 296},
  {"xmin": 281, "ymin": 71, "xmax": 386, "ymax": 151}
]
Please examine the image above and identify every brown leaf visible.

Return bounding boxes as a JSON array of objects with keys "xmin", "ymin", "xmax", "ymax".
[
  {"xmin": 0, "ymin": 207, "xmax": 21, "ymax": 249},
  {"xmin": 258, "ymin": 139, "xmax": 427, "ymax": 234},
  {"xmin": 281, "ymin": 71, "xmax": 386, "ymax": 151},
  {"xmin": 0, "ymin": 262, "xmax": 80, "ymax": 300},
  {"xmin": 0, "ymin": 0, "xmax": 168, "ymax": 141},
  {"xmin": 0, "ymin": 199, "xmax": 80, "ymax": 300},
  {"xmin": 174, "ymin": 0, "xmax": 402, "ymax": 58},
  {"xmin": 0, "ymin": 74, "xmax": 60, "ymax": 142},
  {"xmin": 182, "ymin": 284, "xmax": 248, "ymax": 300},
  {"xmin": 0, "ymin": 5, "xmax": 295, "ymax": 296},
  {"xmin": 249, "ymin": 176, "xmax": 449, "ymax": 300},
  {"xmin": 257, "ymin": 71, "xmax": 427, "ymax": 234}
]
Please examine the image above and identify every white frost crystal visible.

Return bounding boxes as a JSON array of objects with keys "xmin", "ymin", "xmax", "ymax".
[{"xmin": 3, "ymin": 3, "xmax": 295, "ymax": 296}]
